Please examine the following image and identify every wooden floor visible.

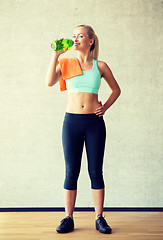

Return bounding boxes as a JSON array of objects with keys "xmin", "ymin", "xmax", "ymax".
[{"xmin": 0, "ymin": 212, "xmax": 163, "ymax": 240}]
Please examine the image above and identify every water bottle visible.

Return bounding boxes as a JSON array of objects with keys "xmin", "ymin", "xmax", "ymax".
[{"xmin": 51, "ymin": 39, "xmax": 74, "ymax": 51}]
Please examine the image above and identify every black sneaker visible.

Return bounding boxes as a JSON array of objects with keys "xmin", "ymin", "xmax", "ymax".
[
  {"xmin": 96, "ymin": 216, "xmax": 112, "ymax": 234},
  {"xmin": 56, "ymin": 216, "xmax": 74, "ymax": 233}
]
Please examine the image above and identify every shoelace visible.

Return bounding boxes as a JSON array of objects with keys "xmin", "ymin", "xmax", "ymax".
[
  {"xmin": 98, "ymin": 216, "xmax": 108, "ymax": 227},
  {"xmin": 60, "ymin": 217, "xmax": 70, "ymax": 225}
]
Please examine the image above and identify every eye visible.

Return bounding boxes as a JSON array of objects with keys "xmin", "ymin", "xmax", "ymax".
[
  {"xmin": 79, "ymin": 35, "xmax": 83, "ymax": 38},
  {"xmin": 72, "ymin": 36, "xmax": 76, "ymax": 39}
]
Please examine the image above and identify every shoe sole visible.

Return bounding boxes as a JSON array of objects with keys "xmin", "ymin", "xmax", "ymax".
[
  {"xmin": 96, "ymin": 226, "xmax": 112, "ymax": 234},
  {"xmin": 56, "ymin": 228, "xmax": 74, "ymax": 234}
]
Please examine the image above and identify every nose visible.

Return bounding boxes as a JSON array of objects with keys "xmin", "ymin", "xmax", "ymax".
[{"xmin": 74, "ymin": 36, "xmax": 79, "ymax": 42}]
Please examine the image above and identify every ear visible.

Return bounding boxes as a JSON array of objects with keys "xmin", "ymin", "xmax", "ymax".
[{"xmin": 89, "ymin": 38, "xmax": 94, "ymax": 46}]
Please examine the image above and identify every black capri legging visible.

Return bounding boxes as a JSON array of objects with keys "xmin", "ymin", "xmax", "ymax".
[{"xmin": 62, "ymin": 112, "xmax": 106, "ymax": 190}]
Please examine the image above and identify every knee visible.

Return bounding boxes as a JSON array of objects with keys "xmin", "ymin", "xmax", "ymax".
[
  {"xmin": 89, "ymin": 170, "xmax": 105, "ymax": 189},
  {"xmin": 64, "ymin": 170, "xmax": 79, "ymax": 190}
]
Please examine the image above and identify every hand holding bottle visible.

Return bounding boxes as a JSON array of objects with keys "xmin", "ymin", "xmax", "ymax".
[
  {"xmin": 51, "ymin": 38, "xmax": 74, "ymax": 52},
  {"xmin": 52, "ymin": 38, "xmax": 72, "ymax": 58}
]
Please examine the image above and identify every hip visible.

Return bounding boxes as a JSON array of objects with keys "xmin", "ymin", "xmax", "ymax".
[{"xmin": 63, "ymin": 112, "xmax": 105, "ymax": 126}]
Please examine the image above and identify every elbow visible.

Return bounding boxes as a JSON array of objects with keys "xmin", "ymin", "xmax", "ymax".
[
  {"xmin": 45, "ymin": 73, "xmax": 55, "ymax": 87},
  {"xmin": 118, "ymin": 87, "xmax": 121, "ymax": 96},
  {"xmin": 45, "ymin": 78, "xmax": 54, "ymax": 87},
  {"xmin": 114, "ymin": 86, "xmax": 121, "ymax": 97},
  {"xmin": 46, "ymin": 80, "xmax": 52, "ymax": 87},
  {"xmin": 47, "ymin": 82, "xmax": 54, "ymax": 87}
]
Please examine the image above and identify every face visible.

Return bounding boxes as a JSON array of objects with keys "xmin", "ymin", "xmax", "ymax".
[{"xmin": 72, "ymin": 27, "xmax": 94, "ymax": 51}]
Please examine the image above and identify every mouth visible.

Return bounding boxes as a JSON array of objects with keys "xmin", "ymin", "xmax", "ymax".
[{"xmin": 74, "ymin": 43, "xmax": 80, "ymax": 46}]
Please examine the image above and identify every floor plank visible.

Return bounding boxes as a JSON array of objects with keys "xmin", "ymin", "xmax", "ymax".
[{"xmin": 0, "ymin": 212, "xmax": 163, "ymax": 240}]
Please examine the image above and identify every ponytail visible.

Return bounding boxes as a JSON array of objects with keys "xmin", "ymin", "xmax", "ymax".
[{"xmin": 91, "ymin": 34, "xmax": 99, "ymax": 60}]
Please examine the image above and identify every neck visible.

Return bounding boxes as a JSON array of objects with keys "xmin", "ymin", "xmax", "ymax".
[{"xmin": 76, "ymin": 50, "xmax": 93, "ymax": 63}]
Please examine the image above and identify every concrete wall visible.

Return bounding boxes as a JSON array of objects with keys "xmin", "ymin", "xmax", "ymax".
[{"xmin": 0, "ymin": 0, "xmax": 162, "ymax": 208}]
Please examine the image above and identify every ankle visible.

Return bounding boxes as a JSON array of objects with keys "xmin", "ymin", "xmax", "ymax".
[
  {"xmin": 96, "ymin": 213, "xmax": 103, "ymax": 220},
  {"xmin": 66, "ymin": 214, "xmax": 73, "ymax": 220}
]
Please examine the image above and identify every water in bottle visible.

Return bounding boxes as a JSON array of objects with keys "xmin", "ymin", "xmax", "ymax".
[{"xmin": 51, "ymin": 39, "xmax": 74, "ymax": 51}]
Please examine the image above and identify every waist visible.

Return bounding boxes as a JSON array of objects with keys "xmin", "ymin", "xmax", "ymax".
[{"xmin": 66, "ymin": 92, "xmax": 101, "ymax": 114}]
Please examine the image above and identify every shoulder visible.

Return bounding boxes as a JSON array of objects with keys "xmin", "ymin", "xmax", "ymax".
[
  {"xmin": 97, "ymin": 60, "xmax": 111, "ymax": 77},
  {"xmin": 57, "ymin": 57, "xmax": 75, "ymax": 74},
  {"xmin": 97, "ymin": 60, "xmax": 110, "ymax": 69},
  {"xmin": 58, "ymin": 57, "xmax": 77, "ymax": 69},
  {"xmin": 97, "ymin": 60, "xmax": 107, "ymax": 68}
]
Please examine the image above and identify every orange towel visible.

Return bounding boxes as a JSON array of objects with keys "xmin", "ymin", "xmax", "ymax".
[{"xmin": 57, "ymin": 57, "xmax": 82, "ymax": 91}]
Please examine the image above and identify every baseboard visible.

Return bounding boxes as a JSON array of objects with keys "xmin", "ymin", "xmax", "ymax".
[{"xmin": 0, "ymin": 207, "xmax": 163, "ymax": 212}]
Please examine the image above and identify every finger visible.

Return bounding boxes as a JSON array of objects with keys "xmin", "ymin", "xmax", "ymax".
[
  {"xmin": 96, "ymin": 106, "xmax": 102, "ymax": 111},
  {"xmin": 96, "ymin": 108, "xmax": 103, "ymax": 113},
  {"xmin": 96, "ymin": 111, "xmax": 103, "ymax": 116},
  {"xmin": 64, "ymin": 46, "xmax": 68, "ymax": 52},
  {"xmin": 95, "ymin": 109, "xmax": 101, "ymax": 113},
  {"xmin": 96, "ymin": 111, "xmax": 102, "ymax": 115}
]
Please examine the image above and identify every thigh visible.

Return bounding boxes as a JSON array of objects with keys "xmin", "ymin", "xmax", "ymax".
[
  {"xmin": 85, "ymin": 119, "xmax": 106, "ymax": 171},
  {"xmin": 62, "ymin": 119, "xmax": 85, "ymax": 171}
]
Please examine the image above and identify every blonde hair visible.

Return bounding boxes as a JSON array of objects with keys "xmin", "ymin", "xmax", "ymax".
[{"xmin": 76, "ymin": 25, "xmax": 99, "ymax": 60}]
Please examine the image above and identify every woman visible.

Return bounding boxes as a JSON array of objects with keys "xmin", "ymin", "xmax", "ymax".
[{"xmin": 45, "ymin": 25, "xmax": 121, "ymax": 234}]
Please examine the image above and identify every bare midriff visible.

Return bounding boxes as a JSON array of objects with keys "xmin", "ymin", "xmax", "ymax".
[{"xmin": 66, "ymin": 92, "xmax": 101, "ymax": 114}]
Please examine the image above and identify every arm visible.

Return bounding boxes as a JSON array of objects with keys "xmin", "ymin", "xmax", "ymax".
[
  {"xmin": 45, "ymin": 47, "xmax": 68, "ymax": 87},
  {"xmin": 96, "ymin": 61, "xmax": 121, "ymax": 117}
]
